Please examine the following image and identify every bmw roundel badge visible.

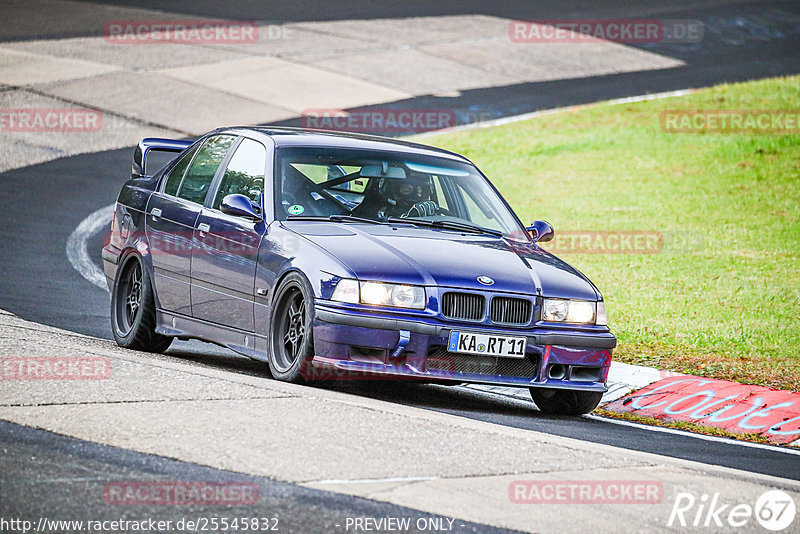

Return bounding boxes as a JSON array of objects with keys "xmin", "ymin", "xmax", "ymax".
[{"xmin": 477, "ymin": 276, "xmax": 494, "ymax": 286}]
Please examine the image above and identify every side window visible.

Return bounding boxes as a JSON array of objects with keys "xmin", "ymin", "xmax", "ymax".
[
  {"xmin": 162, "ymin": 144, "xmax": 198, "ymax": 196},
  {"xmin": 176, "ymin": 135, "xmax": 235, "ymax": 204},
  {"xmin": 212, "ymin": 138, "xmax": 267, "ymax": 211}
]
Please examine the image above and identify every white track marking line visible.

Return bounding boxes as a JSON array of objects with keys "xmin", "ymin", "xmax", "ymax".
[
  {"xmin": 413, "ymin": 89, "xmax": 694, "ymax": 138},
  {"xmin": 66, "ymin": 203, "xmax": 114, "ymax": 291},
  {"xmin": 461, "ymin": 383, "xmax": 800, "ymax": 454},
  {"xmin": 305, "ymin": 475, "xmax": 440, "ymax": 485},
  {"xmin": 584, "ymin": 414, "xmax": 800, "ymax": 456}
]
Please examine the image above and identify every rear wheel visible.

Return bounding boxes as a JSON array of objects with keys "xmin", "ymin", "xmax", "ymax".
[
  {"xmin": 530, "ymin": 388, "xmax": 603, "ymax": 415},
  {"xmin": 111, "ymin": 254, "xmax": 172, "ymax": 353},
  {"xmin": 268, "ymin": 272, "xmax": 314, "ymax": 382}
]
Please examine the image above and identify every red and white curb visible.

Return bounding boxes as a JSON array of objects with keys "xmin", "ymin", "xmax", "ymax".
[
  {"xmin": 604, "ymin": 375, "xmax": 800, "ymax": 446},
  {"xmin": 467, "ymin": 364, "xmax": 800, "ymax": 448}
]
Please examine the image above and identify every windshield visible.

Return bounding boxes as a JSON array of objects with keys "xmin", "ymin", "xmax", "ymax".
[{"xmin": 274, "ymin": 147, "xmax": 526, "ymax": 237}]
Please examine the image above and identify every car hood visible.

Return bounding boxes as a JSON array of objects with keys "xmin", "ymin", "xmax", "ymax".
[{"xmin": 285, "ymin": 222, "xmax": 599, "ymax": 300}]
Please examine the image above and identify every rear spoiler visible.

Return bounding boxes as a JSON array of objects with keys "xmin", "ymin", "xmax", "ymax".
[{"xmin": 132, "ymin": 138, "xmax": 193, "ymax": 178}]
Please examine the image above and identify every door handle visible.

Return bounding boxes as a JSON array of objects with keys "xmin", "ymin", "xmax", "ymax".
[
  {"xmin": 151, "ymin": 208, "xmax": 162, "ymax": 220},
  {"xmin": 197, "ymin": 223, "xmax": 210, "ymax": 236}
]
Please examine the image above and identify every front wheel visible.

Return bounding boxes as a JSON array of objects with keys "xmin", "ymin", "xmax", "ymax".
[
  {"xmin": 111, "ymin": 254, "xmax": 172, "ymax": 353},
  {"xmin": 530, "ymin": 388, "xmax": 603, "ymax": 415},
  {"xmin": 268, "ymin": 272, "xmax": 314, "ymax": 382}
]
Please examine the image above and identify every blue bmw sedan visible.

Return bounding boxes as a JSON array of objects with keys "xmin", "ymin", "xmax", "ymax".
[{"xmin": 103, "ymin": 127, "xmax": 616, "ymax": 415}]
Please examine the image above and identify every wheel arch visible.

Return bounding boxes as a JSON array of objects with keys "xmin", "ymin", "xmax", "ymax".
[{"xmin": 116, "ymin": 240, "xmax": 160, "ymax": 310}]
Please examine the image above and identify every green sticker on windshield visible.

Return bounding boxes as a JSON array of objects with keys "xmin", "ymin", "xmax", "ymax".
[{"xmin": 288, "ymin": 204, "xmax": 304, "ymax": 215}]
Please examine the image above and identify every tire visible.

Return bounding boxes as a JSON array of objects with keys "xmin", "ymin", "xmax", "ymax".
[
  {"xmin": 110, "ymin": 254, "xmax": 173, "ymax": 353},
  {"xmin": 268, "ymin": 272, "xmax": 314, "ymax": 382},
  {"xmin": 530, "ymin": 388, "xmax": 603, "ymax": 415}
]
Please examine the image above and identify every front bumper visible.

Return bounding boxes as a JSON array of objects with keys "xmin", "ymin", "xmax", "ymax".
[{"xmin": 312, "ymin": 302, "xmax": 615, "ymax": 391}]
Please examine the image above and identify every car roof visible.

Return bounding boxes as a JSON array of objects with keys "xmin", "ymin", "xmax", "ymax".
[{"xmin": 216, "ymin": 126, "xmax": 471, "ymax": 163}]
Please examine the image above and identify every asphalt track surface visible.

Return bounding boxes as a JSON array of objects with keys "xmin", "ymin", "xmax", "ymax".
[
  {"xmin": 0, "ymin": 420, "xmax": 519, "ymax": 534},
  {"xmin": 2, "ymin": 0, "xmax": 800, "ymax": 521}
]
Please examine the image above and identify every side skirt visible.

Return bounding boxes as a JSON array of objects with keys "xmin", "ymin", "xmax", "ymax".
[{"xmin": 155, "ymin": 309, "xmax": 270, "ymax": 362}]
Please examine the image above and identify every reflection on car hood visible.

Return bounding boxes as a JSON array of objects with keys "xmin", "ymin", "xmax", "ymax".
[{"xmin": 285, "ymin": 221, "xmax": 599, "ymax": 300}]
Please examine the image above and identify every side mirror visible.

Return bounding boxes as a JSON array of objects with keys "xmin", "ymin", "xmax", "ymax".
[
  {"xmin": 526, "ymin": 220, "xmax": 554, "ymax": 243},
  {"xmin": 221, "ymin": 194, "xmax": 262, "ymax": 220}
]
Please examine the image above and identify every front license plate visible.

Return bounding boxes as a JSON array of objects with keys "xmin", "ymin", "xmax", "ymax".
[{"xmin": 447, "ymin": 331, "xmax": 526, "ymax": 358}]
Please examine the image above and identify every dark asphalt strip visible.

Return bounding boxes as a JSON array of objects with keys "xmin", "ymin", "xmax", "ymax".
[
  {"xmin": 0, "ymin": 149, "xmax": 129, "ymax": 339},
  {"xmin": 0, "ymin": 420, "xmax": 521, "ymax": 534},
  {"xmin": 41, "ymin": 0, "xmax": 800, "ymax": 33}
]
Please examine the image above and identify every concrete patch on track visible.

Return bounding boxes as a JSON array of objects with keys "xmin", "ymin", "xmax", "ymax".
[
  {"xmin": 0, "ymin": 1, "xmax": 696, "ymax": 171},
  {"xmin": 0, "ymin": 48, "xmax": 120, "ymax": 86},
  {"xmin": 0, "ymin": 88, "xmax": 181, "ymax": 172}
]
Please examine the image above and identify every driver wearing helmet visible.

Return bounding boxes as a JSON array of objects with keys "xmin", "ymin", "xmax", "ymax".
[{"xmin": 377, "ymin": 174, "xmax": 438, "ymax": 219}]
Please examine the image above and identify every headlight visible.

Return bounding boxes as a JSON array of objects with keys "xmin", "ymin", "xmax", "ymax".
[
  {"xmin": 542, "ymin": 298, "xmax": 599, "ymax": 324},
  {"xmin": 331, "ymin": 279, "xmax": 426, "ymax": 310}
]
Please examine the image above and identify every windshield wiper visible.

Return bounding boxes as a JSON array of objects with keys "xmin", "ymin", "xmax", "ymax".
[
  {"xmin": 386, "ymin": 217, "xmax": 503, "ymax": 236},
  {"xmin": 287, "ymin": 214, "xmax": 386, "ymax": 225},
  {"xmin": 287, "ymin": 214, "xmax": 502, "ymax": 235}
]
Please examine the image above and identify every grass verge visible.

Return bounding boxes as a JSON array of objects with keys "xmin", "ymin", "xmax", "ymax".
[
  {"xmin": 594, "ymin": 408, "xmax": 780, "ymax": 447},
  {"xmin": 422, "ymin": 75, "xmax": 800, "ymax": 391}
]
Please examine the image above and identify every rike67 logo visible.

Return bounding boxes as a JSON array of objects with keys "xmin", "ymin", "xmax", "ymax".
[{"xmin": 669, "ymin": 489, "xmax": 796, "ymax": 531}]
